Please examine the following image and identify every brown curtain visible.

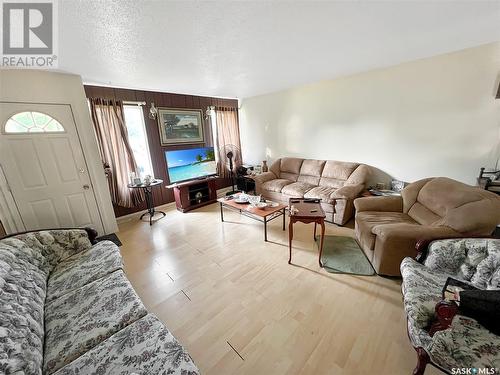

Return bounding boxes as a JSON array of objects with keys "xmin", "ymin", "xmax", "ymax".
[
  {"xmin": 215, "ymin": 107, "xmax": 242, "ymax": 178},
  {"xmin": 89, "ymin": 98, "xmax": 144, "ymax": 208}
]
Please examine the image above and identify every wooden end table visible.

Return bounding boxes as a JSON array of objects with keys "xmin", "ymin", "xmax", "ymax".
[
  {"xmin": 218, "ymin": 195, "xmax": 286, "ymax": 241},
  {"xmin": 288, "ymin": 198, "xmax": 326, "ymax": 267}
]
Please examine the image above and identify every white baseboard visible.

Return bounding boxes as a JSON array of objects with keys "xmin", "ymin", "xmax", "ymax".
[
  {"xmin": 116, "ymin": 187, "xmax": 231, "ymax": 225},
  {"xmin": 116, "ymin": 202, "xmax": 176, "ymax": 224}
]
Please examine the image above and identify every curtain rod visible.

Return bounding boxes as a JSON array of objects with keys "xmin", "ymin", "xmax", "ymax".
[
  {"xmin": 123, "ymin": 101, "xmax": 146, "ymax": 106},
  {"xmin": 208, "ymin": 105, "xmax": 238, "ymax": 111}
]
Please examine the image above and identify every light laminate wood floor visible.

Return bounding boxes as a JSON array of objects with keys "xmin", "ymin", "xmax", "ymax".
[{"xmin": 118, "ymin": 203, "xmax": 441, "ymax": 375}]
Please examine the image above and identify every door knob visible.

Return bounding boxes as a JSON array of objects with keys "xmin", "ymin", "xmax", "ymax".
[{"xmin": 83, "ymin": 184, "xmax": 90, "ymax": 190}]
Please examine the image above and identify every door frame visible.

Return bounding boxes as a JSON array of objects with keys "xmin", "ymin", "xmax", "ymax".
[
  {"xmin": 0, "ymin": 100, "xmax": 113, "ymax": 235},
  {"xmin": 0, "ymin": 163, "xmax": 24, "ymax": 233}
]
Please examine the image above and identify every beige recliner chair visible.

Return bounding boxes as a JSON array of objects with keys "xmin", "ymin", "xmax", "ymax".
[{"xmin": 355, "ymin": 177, "xmax": 500, "ymax": 276}]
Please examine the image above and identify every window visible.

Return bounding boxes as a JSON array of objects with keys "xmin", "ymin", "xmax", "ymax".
[
  {"xmin": 4, "ymin": 111, "xmax": 65, "ymax": 133},
  {"xmin": 123, "ymin": 105, "xmax": 153, "ymax": 178}
]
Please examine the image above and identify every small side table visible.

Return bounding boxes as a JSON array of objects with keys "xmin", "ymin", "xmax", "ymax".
[
  {"xmin": 127, "ymin": 180, "xmax": 166, "ymax": 226},
  {"xmin": 362, "ymin": 189, "xmax": 402, "ymax": 197},
  {"xmin": 288, "ymin": 198, "xmax": 326, "ymax": 267}
]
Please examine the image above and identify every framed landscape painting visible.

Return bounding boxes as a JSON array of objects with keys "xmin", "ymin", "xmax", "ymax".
[{"xmin": 157, "ymin": 108, "xmax": 204, "ymax": 145}]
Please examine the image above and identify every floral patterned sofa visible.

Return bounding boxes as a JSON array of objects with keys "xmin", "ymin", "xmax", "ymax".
[
  {"xmin": 401, "ymin": 238, "xmax": 500, "ymax": 375},
  {"xmin": 0, "ymin": 229, "xmax": 199, "ymax": 375}
]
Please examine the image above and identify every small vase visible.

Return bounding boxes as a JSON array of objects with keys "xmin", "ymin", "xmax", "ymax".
[{"xmin": 262, "ymin": 160, "xmax": 268, "ymax": 172}]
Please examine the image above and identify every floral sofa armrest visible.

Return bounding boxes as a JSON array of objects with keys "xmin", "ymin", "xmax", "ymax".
[{"xmin": 253, "ymin": 171, "xmax": 277, "ymax": 194}]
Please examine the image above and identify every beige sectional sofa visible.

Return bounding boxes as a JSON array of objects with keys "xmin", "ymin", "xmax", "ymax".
[{"xmin": 253, "ymin": 157, "xmax": 370, "ymax": 225}]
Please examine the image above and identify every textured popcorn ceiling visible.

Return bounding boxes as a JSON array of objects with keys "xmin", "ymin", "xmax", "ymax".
[{"xmin": 58, "ymin": 1, "xmax": 500, "ymax": 99}]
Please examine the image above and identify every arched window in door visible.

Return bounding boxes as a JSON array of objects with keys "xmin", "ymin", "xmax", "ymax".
[{"xmin": 4, "ymin": 111, "xmax": 65, "ymax": 133}]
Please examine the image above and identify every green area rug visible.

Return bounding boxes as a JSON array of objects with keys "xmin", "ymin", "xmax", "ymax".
[{"xmin": 316, "ymin": 235, "xmax": 375, "ymax": 276}]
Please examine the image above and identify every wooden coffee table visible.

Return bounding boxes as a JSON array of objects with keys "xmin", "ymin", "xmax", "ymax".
[
  {"xmin": 288, "ymin": 198, "xmax": 326, "ymax": 267},
  {"xmin": 218, "ymin": 196, "xmax": 286, "ymax": 241}
]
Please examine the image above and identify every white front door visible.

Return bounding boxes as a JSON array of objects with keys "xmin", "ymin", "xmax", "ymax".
[{"xmin": 0, "ymin": 102, "xmax": 104, "ymax": 234}]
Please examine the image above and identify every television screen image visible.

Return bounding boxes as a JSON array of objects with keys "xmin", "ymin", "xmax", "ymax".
[{"xmin": 165, "ymin": 147, "xmax": 217, "ymax": 183}]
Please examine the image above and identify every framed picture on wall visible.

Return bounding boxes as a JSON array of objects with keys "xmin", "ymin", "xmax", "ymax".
[{"xmin": 157, "ymin": 108, "xmax": 204, "ymax": 145}]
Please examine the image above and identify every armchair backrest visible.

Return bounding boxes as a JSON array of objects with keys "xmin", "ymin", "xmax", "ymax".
[{"xmin": 402, "ymin": 177, "xmax": 500, "ymax": 235}]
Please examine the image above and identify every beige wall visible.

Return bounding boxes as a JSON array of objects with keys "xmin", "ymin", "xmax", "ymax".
[{"xmin": 239, "ymin": 42, "xmax": 500, "ymax": 185}]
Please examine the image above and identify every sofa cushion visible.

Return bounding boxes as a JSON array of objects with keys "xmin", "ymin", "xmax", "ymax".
[
  {"xmin": 345, "ymin": 164, "xmax": 370, "ymax": 185},
  {"xmin": 261, "ymin": 179, "xmax": 293, "ymax": 193},
  {"xmin": 53, "ymin": 314, "xmax": 200, "ymax": 375},
  {"xmin": 407, "ymin": 202, "xmax": 441, "ymax": 226},
  {"xmin": 297, "ymin": 174, "xmax": 321, "ymax": 185},
  {"xmin": 355, "ymin": 211, "xmax": 417, "ymax": 251},
  {"xmin": 322, "ymin": 161, "xmax": 359, "ymax": 180},
  {"xmin": 299, "ymin": 159, "xmax": 325, "ymax": 176},
  {"xmin": 319, "ymin": 177, "xmax": 345, "ymax": 189},
  {"xmin": 471, "ymin": 253, "xmax": 500, "ymax": 289},
  {"xmin": 279, "ymin": 157, "xmax": 303, "ymax": 181},
  {"xmin": 423, "ymin": 239, "xmax": 500, "ymax": 287},
  {"xmin": 304, "ymin": 186, "xmax": 336, "ymax": 204},
  {"xmin": 12, "ymin": 230, "xmax": 93, "ymax": 270},
  {"xmin": 297, "ymin": 159, "xmax": 325, "ymax": 185},
  {"xmin": 430, "ymin": 314, "xmax": 500, "ymax": 371},
  {"xmin": 319, "ymin": 161, "xmax": 359, "ymax": 188},
  {"xmin": 406, "ymin": 177, "xmax": 500, "ymax": 235},
  {"xmin": 46, "ymin": 240, "xmax": 123, "ymax": 302},
  {"xmin": 423, "ymin": 239, "xmax": 468, "ymax": 275},
  {"xmin": 43, "ymin": 270, "xmax": 148, "ymax": 374},
  {"xmin": 416, "ymin": 178, "xmax": 488, "ymax": 218},
  {"xmin": 0, "ymin": 246, "xmax": 46, "ymax": 375},
  {"xmin": 281, "ymin": 182, "xmax": 316, "ymax": 197},
  {"xmin": 0, "ymin": 236, "xmax": 51, "ymax": 275}
]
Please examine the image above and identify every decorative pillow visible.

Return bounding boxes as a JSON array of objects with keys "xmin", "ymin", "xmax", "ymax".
[
  {"xmin": 457, "ymin": 241, "xmax": 489, "ymax": 281},
  {"xmin": 470, "ymin": 254, "xmax": 500, "ymax": 288},
  {"xmin": 424, "ymin": 239, "xmax": 466, "ymax": 274}
]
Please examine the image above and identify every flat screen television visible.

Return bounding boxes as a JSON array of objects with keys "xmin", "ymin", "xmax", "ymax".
[{"xmin": 165, "ymin": 147, "xmax": 217, "ymax": 183}]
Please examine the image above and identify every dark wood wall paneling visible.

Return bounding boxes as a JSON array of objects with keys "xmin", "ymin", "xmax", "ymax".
[{"xmin": 84, "ymin": 85, "xmax": 238, "ymax": 217}]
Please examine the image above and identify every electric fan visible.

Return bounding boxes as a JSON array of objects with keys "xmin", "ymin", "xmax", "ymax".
[{"xmin": 219, "ymin": 144, "xmax": 242, "ymax": 195}]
